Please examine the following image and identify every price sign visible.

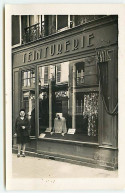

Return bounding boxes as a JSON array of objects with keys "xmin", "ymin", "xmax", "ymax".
[
  {"xmin": 45, "ymin": 128, "xmax": 51, "ymax": 133},
  {"xmin": 67, "ymin": 129, "xmax": 76, "ymax": 134}
]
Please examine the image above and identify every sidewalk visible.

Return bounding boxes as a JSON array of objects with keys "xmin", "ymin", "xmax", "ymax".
[{"xmin": 12, "ymin": 153, "xmax": 118, "ymax": 178}]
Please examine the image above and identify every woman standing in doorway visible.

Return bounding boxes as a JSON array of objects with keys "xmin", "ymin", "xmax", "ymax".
[{"xmin": 14, "ymin": 108, "xmax": 30, "ymax": 157}]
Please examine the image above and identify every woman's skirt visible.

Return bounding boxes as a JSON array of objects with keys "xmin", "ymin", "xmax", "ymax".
[{"xmin": 17, "ymin": 133, "xmax": 30, "ymax": 144}]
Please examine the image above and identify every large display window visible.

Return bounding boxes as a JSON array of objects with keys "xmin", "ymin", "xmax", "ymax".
[{"xmin": 38, "ymin": 59, "xmax": 99, "ymax": 143}]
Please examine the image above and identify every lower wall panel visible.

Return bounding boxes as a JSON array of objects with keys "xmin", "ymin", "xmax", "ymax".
[
  {"xmin": 12, "ymin": 138, "xmax": 118, "ymax": 170},
  {"xmin": 36, "ymin": 139, "xmax": 118, "ymax": 170}
]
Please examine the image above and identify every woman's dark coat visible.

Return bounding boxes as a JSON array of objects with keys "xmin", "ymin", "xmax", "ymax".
[{"xmin": 15, "ymin": 116, "xmax": 30, "ymax": 144}]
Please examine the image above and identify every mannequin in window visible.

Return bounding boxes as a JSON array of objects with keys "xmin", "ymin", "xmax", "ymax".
[{"xmin": 51, "ymin": 113, "xmax": 67, "ymax": 136}]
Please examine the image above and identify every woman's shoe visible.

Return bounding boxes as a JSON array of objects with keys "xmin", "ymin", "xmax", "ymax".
[
  {"xmin": 22, "ymin": 153, "xmax": 25, "ymax": 157},
  {"xmin": 17, "ymin": 153, "xmax": 20, "ymax": 158}
]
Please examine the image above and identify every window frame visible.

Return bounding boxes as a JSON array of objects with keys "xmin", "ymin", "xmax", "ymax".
[{"xmin": 56, "ymin": 15, "xmax": 71, "ymax": 32}]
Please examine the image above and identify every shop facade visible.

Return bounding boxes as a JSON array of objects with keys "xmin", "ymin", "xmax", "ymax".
[{"xmin": 12, "ymin": 15, "xmax": 118, "ymax": 170}]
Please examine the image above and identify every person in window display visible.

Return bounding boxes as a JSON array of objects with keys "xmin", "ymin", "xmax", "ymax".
[
  {"xmin": 51, "ymin": 113, "xmax": 67, "ymax": 136},
  {"xmin": 14, "ymin": 108, "xmax": 30, "ymax": 157}
]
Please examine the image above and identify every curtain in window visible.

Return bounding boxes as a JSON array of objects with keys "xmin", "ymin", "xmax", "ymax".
[{"xmin": 83, "ymin": 93, "xmax": 98, "ymax": 136}]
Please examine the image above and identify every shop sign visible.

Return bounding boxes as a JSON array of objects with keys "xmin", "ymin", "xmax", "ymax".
[
  {"xmin": 22, "ymin": 33, "xmax": 95, "ymax": 64},
  {"xmin": 55, "ymin": 91, "xmax": 68, "ymax": 98},
  {"xmin": 96, "ymin": 49, "xmax": 111, "ymax": 63}
]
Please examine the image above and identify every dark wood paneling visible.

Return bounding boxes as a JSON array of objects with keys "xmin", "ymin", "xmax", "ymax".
[
  {"xmin": 13, "ymin": 71, "xmax": 19, "ymax": 130},
  {"xmin": 99, "ymin": 47, "xmax": 118, "ymax": 148},
  {"xmin": 102, "ymin": 107, "xmax": 113, "ymax": 146},
  {"xmin": 36, "ymin": 139, "xmax": 118, "ymax": 170}
]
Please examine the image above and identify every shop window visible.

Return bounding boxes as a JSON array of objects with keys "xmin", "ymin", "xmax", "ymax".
[
  {"xmin": 76, "ymin": 92, "xmax": 99, "ymax": 137},
  {"xmin": 22, "ymin": 69, "xmax": 35, "ymax": 88},
  {"xmin": 39, "ymin": 62, "xmax": 99, "ymax": 142},
  {"xmin": 56, "ymin": 62, "xmax": 69, "ymax": 84},
  {"xmin": 39, "ymin": 66, "xmax": 55, "ymax": 86},
  {"xmin": 38, "ymin": 61, "xmax": 98, "ymax": 143},
  {"xmin": 21, "ymin": 69, "xmax": 36, "ymax": 136},
  {"xmin": 39, "ymin": 67, "xmax": 44, "ymax": 86},
  {"xmin": 76, "ymin": 62, "xmax": 85, "ymax": 85},
  {"xmin": 76, "ymin": 96, "xmax": 83, "ymax": 114}
]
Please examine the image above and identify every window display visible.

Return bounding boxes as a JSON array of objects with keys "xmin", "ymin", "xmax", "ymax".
[
  {"xmin": 20, "ymin": 61, "xmax": 99, "ymax": 141},
  {"xmin": 38, "ymin": 60, "xmax": 98, "ymax": 143}
]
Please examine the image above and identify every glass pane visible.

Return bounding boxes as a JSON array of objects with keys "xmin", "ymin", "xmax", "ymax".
[
  {"xmin": 56, "ymin": 62, "xmax": 69, "ymax": 84},
  {"xmin": 21, "ymin": 69, "xmax": 36, "ymax": 136},
  {"xmin": 27, "ymin": 78, "xmax": 31, "ymax": 86},
  {"xmin": 57, "ymin": 15, "xmax": 68, "ymax": 30},
  {"xmin": 56, "ymin": 64, "xmax": 61, "ymax": 83},
  {"xmin": 24, "ymin": 79, "xmax": 27, "ymax": 87},
  {"xmin": 22, "ymin": 91, "xmax": 36, "ymax": 136},
  {"xmin": 76, "ymin": 62, "xmax": 85, "ymax": 85},
  {"xmin": 44, "ymin": 67, "xmax": 48, "ymax": 84},
  {"xmin": 29, "ymin": 15, "xmax": 34, "ymax": 26},
  {"xmin": 24, "ymin": 71, "xmax": 28, "ymax": 79},
  {"xmin": 61, "ymin": 62, "xmax": 69, "ymax": 82}
]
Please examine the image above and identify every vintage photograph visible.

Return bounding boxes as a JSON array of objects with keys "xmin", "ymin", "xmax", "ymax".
[
  {"xmin": 12, "ymin": 14, "xmax": 118, "ymax": 172},
  {"xmin": 5, "ymin": 4, "xmax": 124, "ymax": 191}
]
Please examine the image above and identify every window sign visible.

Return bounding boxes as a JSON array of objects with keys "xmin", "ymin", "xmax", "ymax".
[{"xmin": 67, "ymin": 129, "xmax": 76, "ymax": 134}]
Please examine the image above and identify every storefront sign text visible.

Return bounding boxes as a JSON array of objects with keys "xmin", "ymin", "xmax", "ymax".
[
  {"xmin": 96, "ymin": 50, "xmax": 111, "ymax": 63},
  {"xmin": 22, "ymin": 33, "xmax": 95, "ymax": 64}
]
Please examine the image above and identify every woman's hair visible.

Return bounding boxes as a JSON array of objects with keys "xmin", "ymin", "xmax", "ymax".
[{"xmin": 19, "ymin": 108, "xmax": 26, "ymax": 114}]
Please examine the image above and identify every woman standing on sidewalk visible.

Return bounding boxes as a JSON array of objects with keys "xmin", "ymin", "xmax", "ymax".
[{"xmin": 14, "ymin": 108, "xmax": 30, "ymax": 157}]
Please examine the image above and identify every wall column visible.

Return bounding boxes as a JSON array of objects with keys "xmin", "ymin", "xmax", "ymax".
[
  {"xmin": 48, "ymin": 66, "xmax": 52, "ymax": 131},
  {"xmin": 72, "ymin": 64, "xmax": 76, "ymax": 129}
]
